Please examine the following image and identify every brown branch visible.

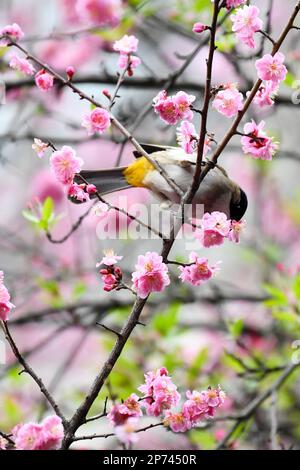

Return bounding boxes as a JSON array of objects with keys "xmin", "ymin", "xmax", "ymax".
[
  {"xmin": 215, "ymin": 362, "xmax": 300, "ymax": 449},
  {"xmin": 46, "ymin": 203, "xmax": 95, "ymax": 244},
  {"xmin": 72, "ymin": 422, "xmax": 163, "ymax": 443},
  {"xmin": 84, "ymin": 397, "xmax": 109, "ymax": 424},
  {"xmin": 183, "ymin": 0, "xmax": 220, "ymax": 207},
  {"xmin": 1, "ymin": 321, "xmax": 67, "ymax": 427},
  {"xmin": 4, "ymin": 74, "xmax": 295, "ymax": 106},
  {"xmin": 0, "ymin": 430, "xmax": 14, "ymax": 446}
]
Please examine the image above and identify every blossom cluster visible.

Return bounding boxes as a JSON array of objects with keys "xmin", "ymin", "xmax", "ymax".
[
  {"xmin": 212, "ymin": 83, "xmax": 244, "ymax": 118},
  {"xmin": 107, "ymin": 367, "xmax": 225, "ymax": 444},
  {"xmin": 2, "ymin": 415, "xmax": 64, "ymax": 451},
  {"xmin": 113, "ymin": 34, "xmax": 141, "ymax": 75},
  {"xmin": 254, "ymin": 52, "xmax": 287, "ymax": 108},
  {"xmin": 194, "ymin": 211, "xmax": 246, "ymax": 248},
  {"xmin": 132, "ymin": 252, "xmax": 170, "ymax": 298},
  {"xmin": 97, "ymin": 250, "xmax": 123, "ymax": 292},
  {"xmin": 241, "ymin": 119, "xmax": 278, "ymax": 161},
  {"xmin": 176, "ymin": 121, "xmax": 212, "ymax": 156},
  {"xmin": 0, "ymin": 23, "xmax": 24, "ymax": 46},
  {"xmin": 179, "ymin": 252, "xmax": 220, "ymax": 287},
  {"xmin": 231, "ymin": 5, "xmax": 263, "ymax": 49},
  {"xmin": 0, "ymin": 271, "xmax": 15, "ymax": 321},
  {"xmin": 153, "ymin": 90, "xmax": 195, "ymax": 125},
  {"xmin": 75, "ymin": 0, "xmax": 123, "ymax": 27}
]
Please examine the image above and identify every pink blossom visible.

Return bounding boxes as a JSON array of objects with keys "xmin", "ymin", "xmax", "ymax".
[
  {"xmin": 96, "ymin": 249, "xmax": 123, "ymax": 267},
  {"xmin": 192, "ymin": 22, "xmax": 208, "ymax": 34},
  {"xmin": 183, "ymin": 387, "xmax": 226, "ymax": 425},
  {"xmin": 176, "ymin": 121, "xmax": 198, "ymax": 154},
  {"xmin": 9, "ymin": 54, "xmax": 35, "ymax": 76},
  {"xmin": 252, "ymin": 81, "xmax": 278, "ymax": 108},
  {"xmin": 108, "ymin": 394, "xmax": 142, "ymax": 426},
  {"xmin": 32, "ymin": 138, "xmax": 49, "ymax": 158},
  {"xmin": 50, "ymin": 146, "xmax": 83, "ymax": 185},
  {"xmin": 118, "ymin": 54, "xmax": 141, "ymax": 73},
  {"xmin": 76, "ymin": 0, "xmax": 123, "ymax": 26},
  {"xmin": 35, "ymin": 70, "xmax": 54, "ymax": 92},
  {"xmin": 153, "ymin": 96, "xmax": 180, "ymax": 125},
  {"xmin": 14, "ymin": 423, "xmax": 44, "ymax": 450},
  {"xmin": 153, "ymin": 90, "xmax": 195, "ymax": 125},
  {"xmin": 114, "ymin": 35, "xmax": 138, "ymax": 54},
  {"xmin": 163, "ymin": 411, "xmax": 190, "ymax": 433},
  {"xmin": 0, "ymin": 23, "xmax": 24, "ymax": 46},
  {"xmin": 231, "ymin": 5, "xmax": 263, "ymax": 49},
  {"xmin": 138, "ymin": 367, "xmax": 180, "ymax": 417},
  {"xmin": 0, "ymin": 271, "xmax": 15, "ymax": 321},
  {"xmin": 226, "ymin": 0, "xmax": 246, "ymax": 9},
  {"xmin": 179, "ymin": 252, "xmax": 219, "ymax": 287},
  {"xmin": 68, "ymin": 182, "xmax": 90, "ymax": 202},
  {"xmin": 228, "ymin": 219, "xmax": 246, "ymax": 243},
  {"xmin": 212, "ymin": 85, "xmax": 244, "ymax": 118},
  {"xmin": 13, "ymin": 416, "xmax": 64, "ymax": 450},
  {"xmin": 132, "ymin": 252, "xmax": 170, "ymax": 299},
  {"xmin": 82, "ymin": 107, "xmax": 111, "ymax": 136},
  {"xmin": 115, "ymin": 418, "xmax": 139, "ymax": 445},
  {"xmin": 241, "ymin": 119, "xmax": 278, "ymax": 161},
  {"xmin": 86, "ymin": 184, "xmax": 97, "ymax": 194},
  {"xmin": 255, "ymin": 52, "xmax": 287, "ymax": 84},
  {"xmin": 173, "ymin": 91, "xmax": 196, "ymax": 121},
  {"xmin": 40, "ymin": 415, "xmax": 64, "ymax": 450},
  {"xmin": 194, "ymin": 211, "xmax": 231, "ymax": 248}
]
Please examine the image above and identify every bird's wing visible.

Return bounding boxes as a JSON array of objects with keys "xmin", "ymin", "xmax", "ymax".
[{"xmin": 133, "ymin": 143, "xmax": 177, "ymax": 159}]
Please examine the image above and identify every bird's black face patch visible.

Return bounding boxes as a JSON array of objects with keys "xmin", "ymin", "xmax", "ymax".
[{"xmin": 230, "ymin": 188, "xmax": 248, "ymax": 221}]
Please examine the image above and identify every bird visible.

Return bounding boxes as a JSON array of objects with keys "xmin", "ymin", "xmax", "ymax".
[{"xmin": 73, "ymin": 143, "xmax": 248, "ymax": 221}]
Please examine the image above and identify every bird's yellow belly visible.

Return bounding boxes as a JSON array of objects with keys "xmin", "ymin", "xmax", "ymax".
[{"xmin": 123, "ymin": 157, "xmax": 154, "ymax": 188}]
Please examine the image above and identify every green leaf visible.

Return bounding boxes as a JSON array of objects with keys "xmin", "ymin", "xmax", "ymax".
[
  {"xmin": 285, "ymin": 71, "xmax": 296, "ymax": 88},
  {"xmin": 41, "ymin": 197, "xmax": 54, "ymax": 222},
  {"xmin": 293, "ymin": 274, "xmax": 300, "ymax": 300},
  {"xmin": 189, "ymin": 429, "xmax": 216, "ymax": 450},
  {"xmin": 22, "ymin": 210, "xmax": 40, "ymax": 224},
  {"xmin": 263, "ymin": 284, "xmax": 288, "ymax": 306},
  {"xmin": 193, "ymin": 0, "xmax": 212, "ymax": 13},
  {"xmin": 227, "ymin": 318, "xmax": 244, "ymax": 339},
  {"xmin": 152, "ymin": 302, "xmax": 180, "ymax": 336},
  {"xmin": 72, "ymin": 282, "xmax": 87, "ymax": 300},
  {"xmin": 222, "ymin": 352, "xmax": 245, "ymax": 372},
  {"xmin": 272, "ymin": 310, "xmax": 299, "ymax": 323}
]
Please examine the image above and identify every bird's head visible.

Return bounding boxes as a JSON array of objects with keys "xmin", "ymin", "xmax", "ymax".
[{"xmin": 230, "ymin": 188, "xmax": 248, "ymax": 221}]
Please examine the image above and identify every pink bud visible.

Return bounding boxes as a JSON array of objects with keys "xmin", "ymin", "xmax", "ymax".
[
  {"xmin": 99, "ymin": 269, "xmax": 109, "ymax": 275},
  {"xmin": 192, "ymin": 22, "xmax": 209, "ymax": 33},
  {"xmin": 86, "ymin": 184, "xmax": 97, "ymax": 194},
  {"xmin": 102, "ymin": 89, "xmax": 111, "ymax": 100},
  {"xmin": 66, "ymin": 66, "xmax": 75, "ymax": 81},
  {"xmin": 114, "ymin": 267, "xmax": 123, "ymax": 277}
]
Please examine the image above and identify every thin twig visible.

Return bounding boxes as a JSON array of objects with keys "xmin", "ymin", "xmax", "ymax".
[{"xmin": 1, "ymin": 321, "xmax": 67, "ymax": 427}]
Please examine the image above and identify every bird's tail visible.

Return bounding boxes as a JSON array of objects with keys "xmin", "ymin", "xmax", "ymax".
[{"xmin": 74, "ymin": 167, "xmax": 132, "ymax": 200}]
